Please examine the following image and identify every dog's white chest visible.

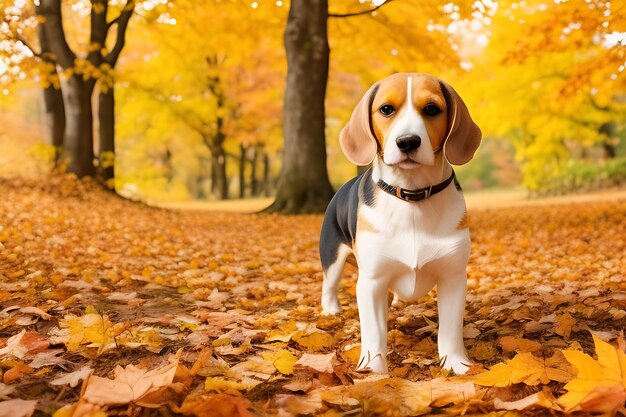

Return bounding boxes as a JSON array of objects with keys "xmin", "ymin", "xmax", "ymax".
[{"xmin": 357, "ymin": 188, "xmax": 469, "ymax": 271}]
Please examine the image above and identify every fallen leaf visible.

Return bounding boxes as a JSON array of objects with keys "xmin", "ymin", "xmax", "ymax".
[
  {"xmin": 172, "ymin": 394, "xmax": 254, "ymax": 417},
  {"xmin": 0, "ymin": 399, "xmax": 37, "ymax": 417},
  {"xmin": 292, "ymin": 330, "xmax": 334, "ymax": 351},
  {"xmin": 295, "ymin": 352, "xmax": 335, "ymax": 373},
  {"xmin": 555, "ymin": 313, "xmax": 576, "ymax": 339},
  {"xmin": 274, "ymin": 392, "xmax": 323, "ymax": 415},
  {"xmin": 494, "ymin": 391, "xmax": 559, "ymax": 410},
  {"xmin": 51, "ymin": 366, "xmax": 93, "ymax": 388},
  {"xmin": 204, "ymin": 377, "xmax": 248, "ymax": 392},
  {"xmin": 474, "ymin": 352, "xmax": 573, "ymax": 387},
  {"xmin": 558, "ymin": 334, "xmax": 626, "ymax": 413},
  {"xmin": 264, "ymin": 349, "xmax": 297, "ymax": 375},
  {"xmin": 52, "ymin": 402, "xmax": 107, "ymax": 417},
  {"xmin": 82, "ymin": 351, "xmax": 180, "ymax": 406},
  {"xmin": 499, "ymin": 336, "xmax": 542, "ymax": 353},
  {"xmin": 0, "ymin": 330, "xmax": 49, "ymax": 359},
  {"xmin": 430, "ymin": 378, "xmax": 476, "ymax": 407}
]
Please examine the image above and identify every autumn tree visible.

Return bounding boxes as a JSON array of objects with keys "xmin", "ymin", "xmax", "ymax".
[
  {"xmin": 116, "ymin": 0, "xmax": 284, "ymax": 201},
  {"xmin": 263, "ymin": 0, "xmax": 334, "ymax": 214},
  {"xmin": 466, "ymin": 0, "xmax": 626, "ymax": 191},
  {"xmin": 37, "ymin": 0, "xmax": 135, "ymax": 181}
]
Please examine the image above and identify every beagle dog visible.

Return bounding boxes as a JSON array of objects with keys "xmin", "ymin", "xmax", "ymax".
[{"xmin": 319, "ymin": 73, "xmax": 481, "ymax": 374}]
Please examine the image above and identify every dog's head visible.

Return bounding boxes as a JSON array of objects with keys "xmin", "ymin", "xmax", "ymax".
[{"xmin": 339, "ymin": 73, "xmax": 482, "ymax": 168}]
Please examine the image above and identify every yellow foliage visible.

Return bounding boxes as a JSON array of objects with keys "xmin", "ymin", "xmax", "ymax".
[
  {"xmin": 474, "ymin": 352, "xmax": 572, "ymax": 387},
  {"xmin": 204, "ymin": 377, "xmax": 248, "ymax": 393},
  {"xmin": 292, "ymin": 330, "xmax": 334, "ymax": 351},
  {"xmin": 559, "ymin": 334, "xmax": 626, "ymax": 413},
  {"xmin": 263, "ymin": 349, "xmax": 297, "ymax": 375}
]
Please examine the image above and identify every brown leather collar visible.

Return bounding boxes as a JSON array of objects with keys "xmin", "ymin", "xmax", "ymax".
[{"xmin": 376, "ymin": 171, "xmax": 460, "ymax": 202}]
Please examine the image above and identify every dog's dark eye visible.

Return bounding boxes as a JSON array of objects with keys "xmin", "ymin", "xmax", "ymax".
[
  {"xmin": 423, "ymin": 104, "xmax": 441, "ymax": 116},
  {"xmin": 379, "ymin": 104, "xmax": 395, "ymax": 116}
]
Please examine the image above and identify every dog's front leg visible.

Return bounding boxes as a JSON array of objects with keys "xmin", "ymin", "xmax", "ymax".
[
  {"xmin": 436, "ymin": 271, "xmax": 471, "ymax": 374},
  {"xmin": 356, "ymin": 275, "xmax": 389, "ymax": 373}
]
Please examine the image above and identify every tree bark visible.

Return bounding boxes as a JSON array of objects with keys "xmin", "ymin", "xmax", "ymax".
[
  {"xmin": 211, "ymin": 145, "xmax": 228, "ymax": 200},
  {"xmin": 39, "ymin": 0, "xmax": 96, "ymax": 177},
  {"xmin": 60, "ymin": 75, "xmax": 96, "ymax": 177},
  {"xmin": 599, "ymin": 122, "xmax": 616, "ymax": 159},
  {"xmin": 239, "ymin": 143, "xmax": 246, "ymax": 198},
  {"xmin": 98, "ymin": 86, "xmax": 115, "ymax": 187},
  {"xmin": 38, "ymin": 20, "xmax": 65, "ymax": 163},
  {"xmin": 265, "ymin": 0, "xmax": 334, "ymax": 213},
  {"xmin": 250, "ymin": 146, "xmax": 259, "ymax": 196},
  {"xmin": 42, "ymin": 85, "xmax": 65, "ymax": 163},
  {"xmin": 263, "ymin": 152, "xmax": 271, "ymax": 197}
]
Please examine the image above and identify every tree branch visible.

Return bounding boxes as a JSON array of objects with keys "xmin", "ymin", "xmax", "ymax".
[
  {"xmin": 36, "ymin": 0, "xmax": 76, "ymax": 70},
  {"xmin": 329, "ymin": 0, "xmax": 393, "ymax": 18},
  {"xmin": 107, "ymin": 15, "xmax": 120, "ymax": 30},
  {"xmin": 15, "ymin": 33, "xmax": 41, "ymax": 58},
  {"xmin": 105, "ymin": 0, "xmax": 135, "ymax": 66}
]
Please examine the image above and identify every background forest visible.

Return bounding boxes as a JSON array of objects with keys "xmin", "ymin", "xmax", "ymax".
[{"xmin": 0, "ymin": 0, "xmax": 625, "ymax": 207}]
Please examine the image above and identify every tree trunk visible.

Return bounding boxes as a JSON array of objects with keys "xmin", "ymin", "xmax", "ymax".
[
  {"xmin": 265, "ymin": 0, "xmax": 334, "ymax": 213},
  {"xmin": 42, "ymin": 85, "xmax": 65, "ymax": 163},
  {"xmin": 599, "ymin": 122, "xmax": 616, "ymax": 159},
  {"xmin": 38, "ymin": 20, "xmax": 65, "ymax": 163},
  {"xmin": 250, "ymin": 146, "xmax": 259, "ymax": 196},
  {"xmin": 211, "ymin": 146, "xmax": 228, "ymax": 200},
  {"xmin": 263, "ymin": 152, "xmax": 271, "ymax": 197},
  {"xmin": 98, "ymin": 86, "xmax": 115, "ymax": 188},
  {"xmin": 239, "ymin": 143, "xmax": 246, "ymax": 198},
  {"xmin": 60, "ymin": 75, "xmax": 96, "ymax": 177}
]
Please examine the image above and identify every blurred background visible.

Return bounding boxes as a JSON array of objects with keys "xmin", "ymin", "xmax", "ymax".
[{"xmin": 0, "ymin": 0, "xmax": 625, "ymax": 208}]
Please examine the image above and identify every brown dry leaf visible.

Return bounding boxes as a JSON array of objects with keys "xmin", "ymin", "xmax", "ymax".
[
  {"xmin": 499, "ymin": 336, "xmax": 542, "ymax": 353},
  {"xmin": 274, "ymin": 392, "xmax": 323, "ymax": 415},
  {"xmin": 82, "ymin": 351, "xmax": 180, "ymax": 406},
  {"xmin": 430, "ymin": 378, "xmax": 476, "ymax": 407},
  {"xmin": 468, "ymin": 341, "xmax": 498, "ymax": 361},
  {"xmin": 50, "ymin": 366, "xmax": 93, "ymax": 388},
  {"xmin": 52, "ymin": 402, "xmax": 107, "ymax": 417},
  {"xmin": 2, "ymin": 362, "xmax": 33, "ymax": 384},
  {"xmin": 493, "ymin": 391, "xmax": 559, "ymax": 411},
  {"xmin": 555, "ymin": 312, "xmax": 576, "ymax": 339},
  {"xmin": 0, "ymin": 399, "xmax": 37, "ymax": 417},
  {"xmin": 173, "ymin": 394, "xmax": 254, "ymax": 417},
  {"xmin": 0, "ymin": 330, "xmax": 49, "ymax": 359},
  {"xmin": 294, "ymin": 352, "xmax": 335, "ymax": 373}
]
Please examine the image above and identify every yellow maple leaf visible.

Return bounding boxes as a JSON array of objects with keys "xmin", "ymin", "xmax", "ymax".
[
  {"xmin": 61, "ymin": 308, "xmax": 126, "ymax": 354},
  {"xmin": 558, "ymin": 334, "xmax": 626, "ymax": 413},
  {"xmin": 474, "ymin": 352, "xmax": 572, "ymax": 387},
  {"xmin": 292, "ymin": 330, "xmax": 334, "ymax": 351},
  {"xmin": 264, "ymin": 349, "xmax": 297, "ymax": 375}
]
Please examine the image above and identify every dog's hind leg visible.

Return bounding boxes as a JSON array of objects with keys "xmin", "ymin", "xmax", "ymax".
[
  {"xmin": 320, "ymin": 244, "xmax": 351, "ymax": 315},
  {"xmin": 320, "ymin": 213, "xmax": 352, "ymax": 314}
]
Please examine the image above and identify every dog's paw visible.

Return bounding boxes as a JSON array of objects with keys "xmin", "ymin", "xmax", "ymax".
[
  {"xmin": 440, "ymin": 354, "xmax": 471, "ymax": 375},
  {"xmin": 356, "ymin": 352, "xmax": 388, "ymax": 373},
  {"xmin": 321, "ymin": 296, "xmax": 342, "ymax": 315}
]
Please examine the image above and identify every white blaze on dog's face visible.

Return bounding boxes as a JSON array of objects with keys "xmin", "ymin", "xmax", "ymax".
[{"xmin": 371, "ymin": 74, "xmax": 448, "ymax": 169}]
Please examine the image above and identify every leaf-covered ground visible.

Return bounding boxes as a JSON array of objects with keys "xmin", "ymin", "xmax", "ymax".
[{"xmin": 0, "ymin": 175, "xmax": 625, "ymax": 416}]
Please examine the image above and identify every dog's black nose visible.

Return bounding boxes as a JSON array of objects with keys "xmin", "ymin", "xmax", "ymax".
[{"xmin": 396, "ymin": 135, "xmax": 421, "ymax": 152}]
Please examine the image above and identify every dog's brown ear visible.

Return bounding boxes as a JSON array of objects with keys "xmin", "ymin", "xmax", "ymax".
[
  {"xmin": 339, "ymin": 83, "xmax": 380, "ymax": 166},
  {"xmin": 439, "ymin": 80, "xmax": 482, "ymax": 165}
]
